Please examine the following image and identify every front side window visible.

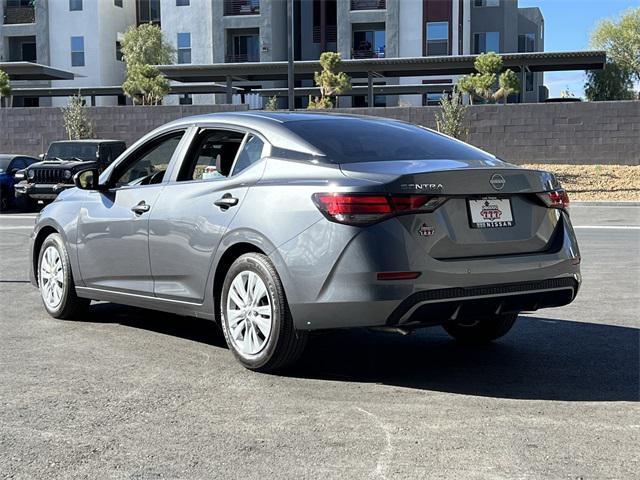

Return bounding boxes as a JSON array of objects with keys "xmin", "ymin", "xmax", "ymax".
[
  {"xmin": 114, "ymin": 132, "xmax": 184, "ymax": 187},
  {"xmin": 426, "ymin": 22, "xmax": 448, "ymax": 56},
  {"xmin": 71, "ymin": 36, "xmax": 85, "ymax": 66},
  {"xmin": 69, "ymin": 0, "xmax": 83, "ymax": 11},
  {"xmin": 232, "ymin": 135, "xmax": 264, "ymax": 175},
  {"xmin": 177, "ymin": 32, "xmax": 191, "ymax": 64},
  {"xmin": 473, "ymin": 32, "xmax": 499, "ymax": 54}
]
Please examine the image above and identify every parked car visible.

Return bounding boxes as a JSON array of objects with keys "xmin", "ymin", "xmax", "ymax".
[
  {"xmin": 14, "ymin": 140, "xmax": 126, "ymax": 211},
  {"xmin": 29, "ymin": 112, "xmax": 581, "ymax": 372},
  {"xmin": 0, "ymin": 154, "xmax": 39, "ymax": 211}
]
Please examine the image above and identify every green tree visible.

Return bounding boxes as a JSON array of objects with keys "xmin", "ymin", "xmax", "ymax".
[
  {"xmin": 308, "ymin": 52, "xmax": 351, "ymax": 109},
  {"xmin": 435, "ymin": 88, "xmax": 468, "ymax": 140},
  {"xmin": 264, "ymin": 95, "xmax": 279, "ymax": 111},
  {"xmin": 123, "ymin": 64, "xmax": 170, "ymax": 105},
  {"xmin": 585, "ymin": 62, "xmax": 635, "ymax": 101},
  {"xmin": 61, "ymin": 94, "xmax": 95, "ymax": 140},
  {"xmin": 121, "ymin": 23, "xmax": 175, "ymax": 66},
  {"xmin": 0, "ymin": 69, "xmax": 11, "ymax": 108},
  {"xmin": 457, "ymin": 52, "xmax": 520, "ymax": 104},
  {"xmin": 591, "ymin": 8, "xmax": 640, "ymax": 83},
  {"xmin": 121, "ymin": 23, "xmax": 174, "ymax": 105}
]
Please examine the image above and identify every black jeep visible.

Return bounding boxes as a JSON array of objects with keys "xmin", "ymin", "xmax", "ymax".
[{"xmin": 14, "ymin": 140, "xmax": 126, "ymax": 210}]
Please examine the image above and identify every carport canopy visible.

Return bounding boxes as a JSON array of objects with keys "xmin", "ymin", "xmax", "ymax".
[{"xmin": 0, "ymin": 62, "xmax": 75, "ymax": 81}]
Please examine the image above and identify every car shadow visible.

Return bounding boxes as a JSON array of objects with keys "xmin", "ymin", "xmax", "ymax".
[{"xmin": 79, "ymin": 304, "xmax": 639, "ymax": 402}]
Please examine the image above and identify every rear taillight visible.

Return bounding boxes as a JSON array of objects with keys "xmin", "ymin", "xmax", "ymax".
[
  {"xmin": 313, "ymin": 193, "xmax": 444, "ymax": 225},
  {"xmin": 538, "ymin": 189, "xmax": 570, "ymax": 210}
]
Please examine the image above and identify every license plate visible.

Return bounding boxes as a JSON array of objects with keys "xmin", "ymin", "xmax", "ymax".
[{"xmin": 468, "ymin": 197, "xmax": 514, "ymax": 228}]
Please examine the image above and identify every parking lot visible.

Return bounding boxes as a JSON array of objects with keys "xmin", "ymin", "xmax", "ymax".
[{"xmin": 1, "ymin": 204, "xmax": 638, "ymax": 479}]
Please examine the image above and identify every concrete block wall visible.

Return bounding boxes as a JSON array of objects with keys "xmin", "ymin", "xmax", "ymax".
[
  {"xmin": 332, "ymin": 101, "xmax": 640, "ymax": 165},
  {"xmin": 0, "ymin": 104, "xmax": 248, "ymax": 157},
  {"xmin": 0, "ymin": 101, "xmax": 638, "ymax": 164}
]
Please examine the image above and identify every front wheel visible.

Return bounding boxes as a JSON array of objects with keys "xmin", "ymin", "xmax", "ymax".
[
  {"xmin": 38, "ymin": 233, "xmax": 90, "ymax": 319},
  {"xmin": 442, "ymin": 313, "xmax": 518, "ymax": 344},
  {"xmin": 221, "ymin": 253, "xmax": 307, "ymax": 372}
]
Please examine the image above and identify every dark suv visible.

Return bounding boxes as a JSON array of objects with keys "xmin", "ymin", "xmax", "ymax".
[{"xmin": 15, "ymin": 140, "xmax": 126, "ymax": 210}]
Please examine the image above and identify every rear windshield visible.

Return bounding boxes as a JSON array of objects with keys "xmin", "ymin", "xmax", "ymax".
[
  {"xmin": 285, "ymin": 119, "xmax": 495, "ymax": 164},
  {"xmin": 47, "ymin": 143, "xmax": 98, "ymax": 161}
]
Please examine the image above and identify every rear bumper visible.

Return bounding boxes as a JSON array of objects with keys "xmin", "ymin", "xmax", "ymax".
[
  {"xmin": 15, "ymin": 182, "xmax": 73, "ymax": 200},
  {"xmin": 280, "ymin": 211, "xmax": 581, "ymax": 331}
]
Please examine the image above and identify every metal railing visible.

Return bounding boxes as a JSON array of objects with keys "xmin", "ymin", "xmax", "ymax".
[
  {"xmin": 312, "ymin": 25, "xmax": 337, "ymax": 43},
  {"xmin": 225, "ymin": 53, "xmax": 260, "ymax": 63},
  {"xmin": 224, "ymin": 0, "xmax": 260, "ymax": 15},
  {"xmin": 350, "ymin": 0, "xmax": 386, "ymax": 11},
  {"xmin": 3, "ymin": 5, "xmax": 35, "ymax": 24},
  {"xmin": 352, "ymin": 49, "xmax": 385, "ymax": 59}
]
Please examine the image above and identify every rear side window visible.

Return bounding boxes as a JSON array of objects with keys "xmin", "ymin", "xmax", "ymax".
[
  {"xmin": 285, "ymin": 119, "xmax": 496, "ymax": 163},
  {"xmin": 232, "ymin": 135, "xmax": 264, "ymax": 175}
]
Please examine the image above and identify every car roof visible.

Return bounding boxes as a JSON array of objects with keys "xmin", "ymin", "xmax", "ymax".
[
  {"xmin": 0, "ymin": 154, "xmax": 37, "ymax": 160},
  {"xmin": 49, "ymin": 140, "xmax": 124, "ymax": 144}
]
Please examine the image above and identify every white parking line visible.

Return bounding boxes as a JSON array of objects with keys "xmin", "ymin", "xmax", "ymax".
[
  {"xmin": 0, "ymin": 226, "xmax": 34, "ymax": 230},
  {"xmin": 574, "ymin": 225, "xmax": 640, "ymax": 230},
  {"xmin": 0, "ymin": 215, "xmax": 37, "ymax": 220}
]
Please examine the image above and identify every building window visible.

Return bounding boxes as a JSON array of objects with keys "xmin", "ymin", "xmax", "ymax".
[
  {"xmin": 426, "ymin": 22, "xmax": 449, "ymax": 56},
  {"xmin": 179, "ymin": 94, "xmax": 193, "ymax": 105},
  {"xmin": 352, "ymin": 28, "xmax": 385, "ymax": 59},
  {"xmin": 224, "ymin": 0, "xmax": 260, "ymax": 16},
  {"xmin": 117, "ymin": 94, "xmax": 127, "ymax": 105},
  {"xmin": 473, "ymin": 0, "xmax": 499, "ymax": 6},
  {"xmin": 176, "ymin": 0, "xmax": 190, "ymax": 5},
  {"xmin": 115, "ymin": 0, "xmax": 123, "ymax": 7},
  {"xmin": 177, "ymin": 33, "xmax": 191, "ymax": 64},
  {"xmin": 228, "ymin": 33, "xmax": 260, "ymax": 62},
  {"xmin": 137, "ymin": 0, "xmax": 161, "ymax": 25},
  {"xmin": 71, "ymin": 36, "xmax": 85, "ymax": 66},
  {"xmin": 69, "ymin": 0, "xmax": 83, "ymax": 11},
  {"xmin": 116, "ymin": 41, "xmax": 123, "ymax": 61},
  {"xmin": 518, "ymin": 33, "xmax": 535, "ymax": 53},
  {"xmin": 473, "ymin": 32, "xmax": 499, "ymax": 54},
  {"xmin": 526, "ymin": 72, "xmax": 534, "ymax": 92}
]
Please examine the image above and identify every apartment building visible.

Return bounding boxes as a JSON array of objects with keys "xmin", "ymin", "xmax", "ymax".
[{"xmin": 0, "ymin": 0, "xmax": 545, "ymax": 108}]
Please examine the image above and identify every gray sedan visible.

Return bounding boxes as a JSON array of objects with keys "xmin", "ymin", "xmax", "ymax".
[{"xmin": 29, "ymin": 112, "xmax": 581, "ymax": 372}]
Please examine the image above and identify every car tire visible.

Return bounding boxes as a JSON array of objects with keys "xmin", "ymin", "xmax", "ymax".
[
  {"xmin": 16, "ymin": 194, "xmax": 36, "ymax": 213},
  {"xmin": 37, "ymin": 233, "xmax": 90, "ymax": 319},
  {"xmin": 442, "ymin": 313, "xmax": 518, "ymax": 344},
  {"xmin": 221, "ymin": 253, "xmax": 307, "ymax": 372}
]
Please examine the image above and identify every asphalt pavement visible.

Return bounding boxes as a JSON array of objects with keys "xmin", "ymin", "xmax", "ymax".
[{"xmin": 0, "ymin": 204, "xmax": 638, "ymax": 479}]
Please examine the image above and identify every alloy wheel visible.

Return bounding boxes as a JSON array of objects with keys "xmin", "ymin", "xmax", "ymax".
[
  {"xmin": 40, "ymin": 245, "xmax": 64, "ymax": 309},
  {"xmin": 226, "ymin": 270, "xmax": 272, "ymax": 356}
]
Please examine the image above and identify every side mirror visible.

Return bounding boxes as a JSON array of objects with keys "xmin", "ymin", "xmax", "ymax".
[
  {"xmin": 38, "ymin": 153, "xmax": 45, "ymax": 160},
  {"xmin": 73, "ymin": 168, "xmax": 105, "ymax": 191}
]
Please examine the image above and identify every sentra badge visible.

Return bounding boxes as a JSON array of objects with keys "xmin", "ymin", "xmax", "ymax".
[{"xmin": 401, "ymin": 183, "xmax": 444, "ymax": 191}]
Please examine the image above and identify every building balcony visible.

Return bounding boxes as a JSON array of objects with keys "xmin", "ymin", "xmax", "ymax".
[
  {"xmin": 224, "ymin": 0, "xmax": 260, "ymax": 16},
  {"xmin": 350, "ymin": 0, "xmax": 386, "ymax": 11},
  {"xmin": 352, "ymin": 49, "xmax": 385, "ymax": 59},
  {"xmin": 3, "ymin": 5, "xmax": 35, "ymax": 25}
]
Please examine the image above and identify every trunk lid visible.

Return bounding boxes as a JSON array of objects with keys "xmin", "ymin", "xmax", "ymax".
[{"xmin": 340, "ymin": 160, "xmax": 562, "ymax": 259}]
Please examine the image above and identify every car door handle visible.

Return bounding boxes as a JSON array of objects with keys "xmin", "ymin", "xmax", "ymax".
[
  {"xmin": 131, "ymin": 201, "xmax": 151, "ymax": 215},
  {"xmin": 214, "ymin": 194, "xmax": 239, "ymax": 210}
]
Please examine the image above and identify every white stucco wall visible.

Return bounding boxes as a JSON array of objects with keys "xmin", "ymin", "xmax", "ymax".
[{"xmin": 49, "ymin": 0, "xmax": 135, "ymax": 106}]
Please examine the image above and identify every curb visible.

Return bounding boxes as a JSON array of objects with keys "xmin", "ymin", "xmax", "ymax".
[{"xmin": 572, "ymin": 201, "xmax": 640, "ymax": 207}]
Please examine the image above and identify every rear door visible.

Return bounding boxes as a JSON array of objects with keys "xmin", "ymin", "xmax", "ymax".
[
  {"xmin": 76, "ymin": 130, "xmax": 188, "ymax": 294},
  {"xmin": 149, "ymin": 127, "xmax": 267, "ymax": 303}
]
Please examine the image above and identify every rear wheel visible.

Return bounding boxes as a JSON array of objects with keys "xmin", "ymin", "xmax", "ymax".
[
  {"xmin": 443, "ymin": 313, "xmax": 518, "ymax": 344},
  {"xmin": 38, "ymin": 233, "xmax": 90, "ymax": 319},
  {"xmin": 221, "ymin": 253, "xmax": 307, "ymax": 372}
]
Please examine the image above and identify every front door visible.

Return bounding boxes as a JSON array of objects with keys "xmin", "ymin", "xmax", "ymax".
[
  {"xmin": 149, "ymin": 128, "xmax": 267, "ymax": 303},
  {"xmin": 76, "ymin": 131, "xmax": 186, "ymax": 295}
]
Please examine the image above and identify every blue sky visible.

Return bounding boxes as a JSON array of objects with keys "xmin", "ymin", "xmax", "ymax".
[{"xmin": 518, "ymin": 0, "xmax": 638, "ymax": 98}]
